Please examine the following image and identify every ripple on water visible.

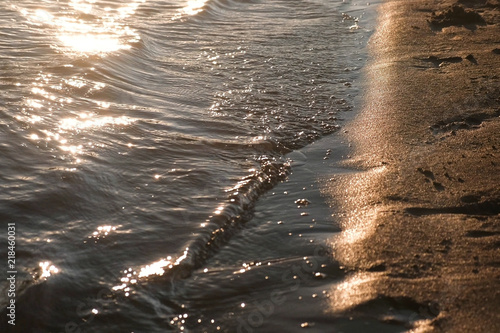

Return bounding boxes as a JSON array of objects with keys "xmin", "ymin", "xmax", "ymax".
[{"xmin": 0, "ymin": 0, "xmax": 377, "ymax": 331}]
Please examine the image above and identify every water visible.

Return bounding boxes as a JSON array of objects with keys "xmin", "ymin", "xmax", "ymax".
[{"xmin": 0, "ymin": 0, "xmax": 377, "ymax": 332}]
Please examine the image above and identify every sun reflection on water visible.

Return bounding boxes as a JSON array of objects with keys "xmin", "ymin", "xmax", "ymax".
[
  {"xmin": 173, "ymin": 0, "xmax": 209, "ymax": 20},
  {"xmin": 59, "ymin": 34, "xmax": 131, "ymax": 54},
  {"xmin": 112, "ymin": 249, "xmax": 190, "ymax": 297},
  {"xmin": 39, "ymin": 261, "xmax": 60, "ymax": 279},
  {"xmin": 70, "ymin": 0, "xmax": 94, "ymax": 15},
  {"xmin": 59, "ymin": 114, "xmax": 134, "ymax": 131},
  {"xmin": 21, "ymin": 0, "xmax": 145, "ymax": 55},
  {"xmin": 84, "ymin": 225, "xmax": 119, "ymax": 244},
  {"xmin": 182, "ymin": 0, "xmax": 208, "ymax": 15},
  {"xmin": 18, "ymin": 68, "xmax": 136, "ymax": 162}
]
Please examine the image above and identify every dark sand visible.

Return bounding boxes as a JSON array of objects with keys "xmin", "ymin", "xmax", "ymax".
[{"xmin": 322, "ymin": 0, "xmax": 500, "ymax": 331}]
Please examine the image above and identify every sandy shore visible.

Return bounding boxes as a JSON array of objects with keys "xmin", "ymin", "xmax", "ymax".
[{"xmin": 322, "ymin": 0, "xmax": 500, "ymax": 331}]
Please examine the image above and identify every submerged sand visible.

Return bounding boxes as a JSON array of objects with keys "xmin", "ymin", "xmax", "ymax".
[{"xmin": 322, "ymin": 0, "xmax": 500, "ymax": 331}]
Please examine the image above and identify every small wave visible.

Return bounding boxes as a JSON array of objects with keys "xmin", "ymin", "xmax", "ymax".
[{"xmin": 113, "ymin": 157, "xmax": 290, "ymax": 291}]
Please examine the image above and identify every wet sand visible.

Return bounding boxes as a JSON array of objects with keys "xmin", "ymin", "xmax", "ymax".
[{"xmin": 322, "ymin": 0, "xmax": 500, "ymax": 331}]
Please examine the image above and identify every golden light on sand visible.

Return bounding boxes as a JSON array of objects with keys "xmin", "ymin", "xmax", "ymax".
[
  {"xmin": 326, "ymin": 165, "xmax": 387, "ymax": 265},
  {"xmin": 328, "ymin": 272, "xmax": 378, "ymax": 313}
]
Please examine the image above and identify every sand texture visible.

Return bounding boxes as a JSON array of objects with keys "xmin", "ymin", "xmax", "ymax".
[{"xmin": 322, "ymin": 0, "xmax": 500, "ymax": 331}]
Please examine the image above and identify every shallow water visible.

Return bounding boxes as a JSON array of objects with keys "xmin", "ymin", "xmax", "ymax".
[{"xmin": 0, "ymin": 0, "xmax": 377, "ymax": 332}]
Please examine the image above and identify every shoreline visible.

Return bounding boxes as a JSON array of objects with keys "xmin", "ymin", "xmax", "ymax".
[{"xmin": 322, "ymin": 0, "xmax": 500, "ymax": 332}]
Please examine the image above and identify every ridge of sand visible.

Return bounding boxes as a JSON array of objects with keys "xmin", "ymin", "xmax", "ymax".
[{"xmin": 322, "ymin": 0, "xmax": 500, "ymax": 331}]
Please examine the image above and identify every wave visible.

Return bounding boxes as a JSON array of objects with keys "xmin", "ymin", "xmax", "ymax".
[{"xmin": 113, "ymin": 157, "xmax": 290, "ymax": 292}]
